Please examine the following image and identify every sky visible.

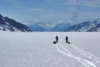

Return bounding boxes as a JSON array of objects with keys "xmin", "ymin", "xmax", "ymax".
[{"xmin": 0, "ymin": 0, "xmax": 100, "ymax": 25}]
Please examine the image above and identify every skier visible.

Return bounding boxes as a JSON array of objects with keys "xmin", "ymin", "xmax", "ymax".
[
  {"xmin": 65, "ymin": 36, "xmax": 68, "ymax": 43},
  {"xmin": 65, "ymin": 36, "xmax": 70, "ymax": 44},
  {"xmin": 55, "ymin": 36, "xmax": 58, "ymax": 43}
]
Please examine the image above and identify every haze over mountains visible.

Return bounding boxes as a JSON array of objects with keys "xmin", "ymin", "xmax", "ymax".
[
  {"xmin": 28, "ymin": 18, "xmax": 100, "ymax": 32},
  {"xmin": 28, "ymin": 22, "xmax": 71, "ymax": 32}
]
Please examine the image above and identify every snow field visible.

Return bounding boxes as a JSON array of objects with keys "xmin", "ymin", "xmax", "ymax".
[{"xmin": 0, "ymin": 32, "xmax": 100, "ymax": 67}]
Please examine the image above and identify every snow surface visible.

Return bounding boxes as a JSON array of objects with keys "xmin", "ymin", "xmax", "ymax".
[{"xmin": 0, "ymin": 32, "xmax": 100, "ymax": 67}]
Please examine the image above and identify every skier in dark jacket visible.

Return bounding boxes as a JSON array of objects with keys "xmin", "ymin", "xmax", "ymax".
[
  {"xmin": 65, "ymin": 36, "xmax": 68, "ymax": 43},
  {"xmin": 55, "ymin": 36, "xmax": 58, "ymax": 43}
]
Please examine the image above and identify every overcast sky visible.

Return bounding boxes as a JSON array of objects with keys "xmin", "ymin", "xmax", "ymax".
[{"xmin": 0, "ymin": 0, "xmax": 100, "ymax": 25}]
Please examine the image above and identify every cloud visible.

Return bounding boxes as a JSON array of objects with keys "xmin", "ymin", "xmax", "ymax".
[
  {"xmin": 39, "ymin": 12, "xmax": 70, "ymax": 21},
  {"xmin": 46, "ymin": 0, "xmax": 100, "ymax": 7},
  {"xmin": 65, "ymin": 0, "xmax": 100, "ymax": 7},
  {"xmin": 27, "ymin": 8, "xmax": 44, "ymax": 11},
  {"xmin": 72, "ymin": 12, "xmax": 78, "ymax": 18},
  {"xmin": 56, "ymin": 20, "xmax": 73, "ymax": 23},
  {"xmin": 3, "ymin": 0, "xmax": 22, "ymax": 8}
]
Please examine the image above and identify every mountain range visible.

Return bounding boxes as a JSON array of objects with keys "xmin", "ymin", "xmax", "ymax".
[
  {"xmin": 0, "ymin": 14, "xmax": 32, "ymax": 32},
  {"xmin": 28, "ymin": 22, "xmax": 71, "ymax": 32},
  {"xmin": 0, "ymin": 14, "xmax": 100, "ymax": 32},
  {"xmin": 28, "ymin": 18, "xmax": 100, "ymax": 32},
  {"xmin": 65, "ymin": 18, "xmax": 100, "ymax": 32}
]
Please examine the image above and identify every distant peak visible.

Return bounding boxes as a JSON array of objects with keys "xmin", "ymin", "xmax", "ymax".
[
  {"xmin": 0, "ymin": 14, "xmax": 3, "ymax": 18},
  {"xmin": 96, "ymin": 18, "xmax": 100, "ymax": 21},
  {"xmin": 92, "ymin": 18, "xmax": 100, "ymax": 24}
]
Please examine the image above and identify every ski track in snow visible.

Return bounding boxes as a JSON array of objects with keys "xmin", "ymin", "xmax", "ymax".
[
  {"xmin": 56, "ymin": 43, "xmax": 96, "ymax": 67},
  {"xmin": 70, "ymin": 44, "xmax": 100, "ymax": 64}
]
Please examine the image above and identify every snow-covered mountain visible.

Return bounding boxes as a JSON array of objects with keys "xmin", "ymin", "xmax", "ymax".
[
  {"xmin": 52, "ymin": 23, "xmax": 71, "ymax": 31},
  {"xmin": 0, "ymin": 14, "xmax": 32, "ymax": 32},
  {"xmin": 29, "ymin": 22, "xmax": 71, "ymax": 31},
  {"xmin": 28, "ymin": 23, "xmax": 55, "ymax": 31},
  {"xmin": 66, "ymin": 18, "xmax": 100, "ymax": 32}
]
